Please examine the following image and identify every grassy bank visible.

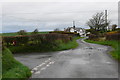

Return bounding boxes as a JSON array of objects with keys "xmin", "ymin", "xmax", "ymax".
[
  {"xmin": 84, "ymin": 39, "xmax": 120, "ymax": 61},
  {"xmin": 9, "ymin": 37, "xmax": 82, "ymax": 53},
  {"xmin": 2, "ymin": 48, "xmax": 31, "ymax": 80}
]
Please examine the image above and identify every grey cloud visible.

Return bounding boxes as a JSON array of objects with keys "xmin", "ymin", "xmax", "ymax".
[{"xmin": 2, "ymin": 2, "xmax": 118, "ymax": 33}]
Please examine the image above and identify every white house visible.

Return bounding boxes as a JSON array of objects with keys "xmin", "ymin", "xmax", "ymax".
[
  {"xmin": 64, "ymin": 21, "xmax": 86, "ymax": 37},
  {"xmin": 64, "ymin": 27, "xmax": 86, "ymax": 37}
]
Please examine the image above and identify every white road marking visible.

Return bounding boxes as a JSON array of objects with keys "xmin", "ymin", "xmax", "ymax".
[
  {"xmin": 49, "ymin": 62, "xmax": 52, "ymax": 64},
  {"xmin": 33, "ymin": 67, "xmax": 37, "ymax": 71},
  {"xmin": 31, "ymin": 58, "xmax": 55, "ymax": 75},
  {"xmin": 41, "ymin": 67, "xmax": 46, "ymax": 70},
  {"xmin": 51, "ymin": 61, "xmax": 55, "ymax": 64},
  {"xmin": 46, "ymin": 64, "xmax": 50, "ymax": 67},
  {"xmin": 34, "ymin": 71, "xmax": 41, "ymax": 74}
]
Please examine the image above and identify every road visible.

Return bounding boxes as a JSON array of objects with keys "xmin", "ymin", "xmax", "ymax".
[{"xmin": 14, "ymin": 38, "xmax": 119, "ymax": 78}]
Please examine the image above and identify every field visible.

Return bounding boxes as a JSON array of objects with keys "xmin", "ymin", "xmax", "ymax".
[
  {"xmin": 85, "ymin": 39, "xmax": 120, "ymax": 61},
  {"xmin": 1, "ymin": 31, "xmax": 50, "ymax": 36}
]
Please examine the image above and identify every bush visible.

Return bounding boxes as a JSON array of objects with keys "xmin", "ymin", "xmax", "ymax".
[
  {"xmin": 88, "ymin": 34, "xmax": 99, "ymax": 40},
  {"xmin": 2, "ymin": 33, "xmax": 72, "ymax": 52},
  {"xmin": 3, "ymin": 35, "xmax": 29, "ymax": 46},
  {"xmin": 86, "ymin": 29, "xmax": 100, "ymax": 35},
  {"xmin": 2, "ymin": 33, "xmax": 81, "ymax": 53},
  {"xmin": 17, "ymin": 30, "xmax": 27, "ymax": 35},
  {"xmin": 31, "ymin": 29, "xmax": 39, "ymax": 34},
  {"xmin": 49, "ymin": 31, "xmax": 79, "ymax": 37},
  {"xmin": 106, "ymin": 33, "xmax": 120, "ymax": 41}
]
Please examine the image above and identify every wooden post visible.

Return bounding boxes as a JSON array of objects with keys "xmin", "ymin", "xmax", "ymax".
[{"xmin": 105, "ymin": 10, "xmax": 108, "ymax": 31}]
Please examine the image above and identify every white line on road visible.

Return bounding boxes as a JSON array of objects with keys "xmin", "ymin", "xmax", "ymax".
[{"xmin": 31, "ymin": 58, "xmax": 55, "ymax": 74}]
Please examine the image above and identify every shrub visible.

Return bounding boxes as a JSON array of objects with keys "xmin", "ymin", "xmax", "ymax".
[
  {"xmin": 54, "ymin": 28, "xmax": 61, "ymax": 31},
  {"xmin": 49, "ymin": 31, "xmax": 79, "ymax": 37},
  {"xmin": 112, "ymin": 24, "xmax": 117, "ymax": 31},
  {"xmin": 3, "ymin": 33, "xmax": 71, "ymax": 48},
  {"xmin": 31, "ymin": 29, "xmax": 39, "ymax": 34},
  {"xmin": 86, "ymin": 29, "xmax": 100, "ymax": 35},
  {"xmin": 106, "ymin": 33, "xmax": 120, "ymax": 41},
  {"xmin": 17, "ymin": 30, "xmax": 27, "ymax": 35},
  {"xmin": 3, "ymin": 35, "xmax": 29, "ymax": 46},
  {"xmin": 88, "ymin": 34, "xmax": 99, "ymax": 40},
  {"xmin": 106, "ymin": 31, "xmax": 118, "ymax": 34}
]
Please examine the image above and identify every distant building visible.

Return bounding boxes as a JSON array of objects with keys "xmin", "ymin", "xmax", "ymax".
[
  {"xmin": 107, "ymin": 25, "xmax": 112, "ymax": 31},
  {"xmin": 64, "ymin": 21, "xmax": 86, "ymax": 37}
]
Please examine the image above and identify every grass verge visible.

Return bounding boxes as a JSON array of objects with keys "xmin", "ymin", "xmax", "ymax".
[
  {"xmin": 8, "ymin": 37, "xmax": 82, "ymax": 53},
  {"xmin": 2, "ymin": 47, "xmax": 31, "ymax": 80},
  {"xmin": 55, "ymin": 37, "xmax": 81, "ymax": 51},
  {"xmin": 84, "ymin": 39, "xmax": 120, "ymax": 61}
]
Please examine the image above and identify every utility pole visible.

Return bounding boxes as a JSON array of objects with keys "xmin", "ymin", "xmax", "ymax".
[
  {"xmin": 73, "ymin": 21, "xmax": 75, "ymax": 29},
  {"xmin": 105, "ymin": 10, "xmax": 108, "ymax": 31}
]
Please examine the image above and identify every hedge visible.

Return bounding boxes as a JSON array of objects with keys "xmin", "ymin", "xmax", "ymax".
[
  {"xmin": 106, "ymin": 33, "xmax": 120, "ymax": 41},
  {"xmin": 2, "ymin": 33, "xmax": 71, "ymax": 47},
  {"xmin": 49, "ymin": 31, "xmax": 79, "ymax": 37},
  {"xmin": 88, "ymin": 34, "xmax": 99, "ymax": 40}
]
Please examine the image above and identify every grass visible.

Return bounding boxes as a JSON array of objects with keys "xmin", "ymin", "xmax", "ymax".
[
  {"xmin": 0, "ymin": 53, "xmax": 1, "ymax": 80},
  {"xmin": 55, "ymin": 37, "xmax": 81, "ymax": 50},
  {"xmin": 84, "ymin": 39, "xmax": 120, "ymax": 61},
  {"xmin": 1, "ymin": 31, "xmax": 50, "ymax": 36},
  {"xmin": 1, "ymin": 33, "xmax": 18, "ymax": 36},
  {"xmin": 8, "ymin": 37, "xmax": 82, "ymax": 53},
  {"xmin": 2, "ymin": 47, "xmax": 31, "ymax": 80}
]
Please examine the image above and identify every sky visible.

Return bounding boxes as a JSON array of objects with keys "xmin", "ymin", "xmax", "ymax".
[{"xmin": 0, "ymin": 0, "xmax": 119, "ymax": 33}]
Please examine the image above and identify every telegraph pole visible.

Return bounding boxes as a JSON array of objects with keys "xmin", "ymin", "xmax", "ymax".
[
  {"xmin": 73, "ymin": 21, "xmax": 75, "ymax": 28},
  {"xmin": 105, "ymin": 10, "xmax": 108, "ymax": 31}
]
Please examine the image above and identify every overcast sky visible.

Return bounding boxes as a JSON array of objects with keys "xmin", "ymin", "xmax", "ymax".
[{"xmin": 0, "ymin": 0, "xmax": 119, "ymax": 33}]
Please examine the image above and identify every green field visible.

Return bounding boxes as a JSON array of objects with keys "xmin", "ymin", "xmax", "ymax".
[
  {"xmin": 84, "ymin": 39, "xmax": 120, "ymax": 61},
  {"xmin": 2, "ymin": 47, "xmax": 31, "ymax": 80},
  {"xmin": 1, "ymin": 31, "xmax": 50, "ymax": 36}
]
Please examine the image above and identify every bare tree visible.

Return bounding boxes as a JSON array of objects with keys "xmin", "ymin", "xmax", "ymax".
[{"xmin": 86, "ymin": 12, "xmax": 110, "ymax": 31}]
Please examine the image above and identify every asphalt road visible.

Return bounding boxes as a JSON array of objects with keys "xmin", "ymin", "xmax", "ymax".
[{"xmin": 14, "ymin": 38, "xmax": 119, "ymax": 78}]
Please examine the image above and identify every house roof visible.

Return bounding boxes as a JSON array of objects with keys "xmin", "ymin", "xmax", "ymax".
[
  {"xmin": 75, "ymin": 28, "xmax": 85, "ymax": 31},
  {"xmin": 65, "ymin": 27, "xmax": 85, "ymax": 32}
]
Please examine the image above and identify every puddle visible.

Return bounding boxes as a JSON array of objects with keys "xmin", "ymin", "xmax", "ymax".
[
  {"xmin": 70, "ymin": 58, "xmax": 89, "ymax": 65},
  {"xmin": 36, "ymin": 55, "xmax": 51, "ymax": 59},
  {"xmin": 84, "ymin": 47, "xmax": 93, "ymax": 49}
]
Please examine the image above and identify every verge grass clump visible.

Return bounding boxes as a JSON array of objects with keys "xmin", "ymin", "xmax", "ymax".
[{"xmin": 55, "ymin": 37, "xmax": 81, "ymax": 50}]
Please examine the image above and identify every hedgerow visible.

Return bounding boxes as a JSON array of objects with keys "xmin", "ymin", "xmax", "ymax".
[
  {"xmin": 105, "ymin": 31, "xmax": 120, "ymax": 41},
  {"xmin": 2, "ymin": 33, "xmax": 74, "ymax": 53}
]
